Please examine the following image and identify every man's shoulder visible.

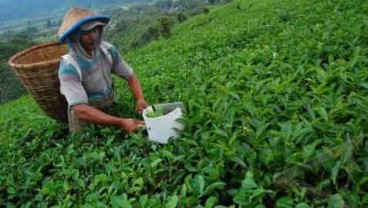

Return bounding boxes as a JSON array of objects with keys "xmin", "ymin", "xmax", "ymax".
[
  {"xmin": 59, "ymin": 54, "xmax": 82, "ymax": 79},
  {"xmin": 60, "ymin": 54, "xmax": 78, "ymax": 69}
]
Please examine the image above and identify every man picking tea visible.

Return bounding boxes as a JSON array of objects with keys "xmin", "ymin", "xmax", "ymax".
[{"xmin": 57, "ymin": 7, "xmax": 148, "ymax": 133}]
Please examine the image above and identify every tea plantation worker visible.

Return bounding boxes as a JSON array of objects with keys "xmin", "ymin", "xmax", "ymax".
[{"xmin": 57, "ymin": 7, "xmax": 148, "ymax": 133}]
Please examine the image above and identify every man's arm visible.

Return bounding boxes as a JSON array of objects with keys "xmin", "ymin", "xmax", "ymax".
[
  {"xmin": 72, "ymin": 104, "xmax": 144, "ymax": 132},
  {"xmin": 106, "ymin": 43, "xmax": 148, "ymax": 112},
  {"xmin": 127, "ymin": 74, "xmax": 149, "ymax": 113}
]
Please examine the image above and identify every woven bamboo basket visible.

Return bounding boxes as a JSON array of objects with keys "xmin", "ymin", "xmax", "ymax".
[{"xmin": 8, "ymin": 42, "xmax": 69, "ymax": 123}]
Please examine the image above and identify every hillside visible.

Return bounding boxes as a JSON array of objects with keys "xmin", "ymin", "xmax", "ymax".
[
  {"xmin": 0, "ymin": 0, "xmax": 146, "ymax": 22},
  {"xmin": 1, "ymin": 0, "xmax": 368, "ymax": 207}
]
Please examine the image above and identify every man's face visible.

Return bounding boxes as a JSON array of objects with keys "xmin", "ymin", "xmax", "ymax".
[{"xmin": 79, "ymin": 26, "xmax": 101, "ymax": 53}]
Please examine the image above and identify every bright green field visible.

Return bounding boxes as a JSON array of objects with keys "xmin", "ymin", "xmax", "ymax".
[{"xmin": 1, "ymin": 0, "xmax": 368, "ymax": 207}]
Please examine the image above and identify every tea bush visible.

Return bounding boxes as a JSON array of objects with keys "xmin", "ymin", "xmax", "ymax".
[{"xmin": 1, "ymin": 0, "xmax": 367, "ymax": 207}]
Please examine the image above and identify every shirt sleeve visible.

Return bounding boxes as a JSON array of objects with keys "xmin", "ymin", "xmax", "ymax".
[
  {"xmin": 58, "ymin": 58, "xmax": 88, "ymax": 106},
  {"xmin": 108, "ymin": 44, "xmax": 134, "ymax": 79}
]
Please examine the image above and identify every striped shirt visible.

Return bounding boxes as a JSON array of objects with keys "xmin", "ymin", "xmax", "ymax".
[{"xmin": 58, "ymin": 41, "xmax": 133, "ymax": 106}]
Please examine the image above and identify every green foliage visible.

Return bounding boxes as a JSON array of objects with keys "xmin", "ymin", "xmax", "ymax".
[
  {"xmin": 105, "ymin": 0, "xmax": 223, "ymax": 53},
  {"xmin": 46, "ymin": 19, "xmax": 51, "ymax": 29},
  {"xmin": 26, "ymin": 26, "xmax": 38, "ymax": 34},
  {"xmin": 1, "ymin": 0, "xmax": 368, "ymax": 207},
  {"xmin": 145, "ymin": 106, "xmax": 165, "ymax": 118},
  {"xmin": 209, "ymin": 0, "xmax": 216, "ymax": 4},
  {"xmin": 176, "ymin": 13, "xmax": 188, "ymax": 23},
  {"xmin": 0, "ymin": 63, "xmax": 25, "ymax": 103},
  {"xmin": 0, "ymin": 34, "xmax": 35, "ymax": 103},
  {"xmin": 125, "ymin": 16, "xmax": 174, "ymax": 50},
  {"xmin": 114, "ymin": 19, "xmax": 132, "ymax": 33},
  {"xmin": 158, "ymin": 16, "xmax": 174, "ymax": 38}
]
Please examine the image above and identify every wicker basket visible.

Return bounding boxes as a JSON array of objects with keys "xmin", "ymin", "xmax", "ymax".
[{"xmin": 8, "ymin": 42, "xmax": 69, "ymax": 123}]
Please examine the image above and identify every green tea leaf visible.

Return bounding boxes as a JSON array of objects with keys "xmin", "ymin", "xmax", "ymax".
[
  {"xmin": 201, "ymin": 182, "xmax": 226, "ymax": 196},
  {"xmin": 139, "ymin": 195, "xmax": 149, "ymax": 208},
  {"xmin": 165, "ymin": 195, "xmax": 179, "ymax": 208},
  {"xmin": 276, "ymin": 197, "xmax": 294, "ymax": 208},
  {"xmin": 296, "ymin": 203, "xmax": 311, "ymax": 208},
  {"xmin": 192, "ymin": 174, "xmax": 205, "ymax": 195},
  {"xmin": 242, "ymin": 171, "xmax": 258, "ymax": 190},
  {"xmin": 111, "ymin": 194, "xmax": 132, "ymax": 208},
  {"xmin": 328, "ymin": 194, "xmax": 345, "ymax": 208},
  {"xmin": 204, "ymin": 196, "xmax": 217, "ymax": 208}
]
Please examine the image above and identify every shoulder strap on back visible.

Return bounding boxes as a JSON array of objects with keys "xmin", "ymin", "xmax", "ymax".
[
  {"xmin": 100, "ymin": 43, "xmax": 113, "ymax": 64},
  {"xmin": 62, "ymin": 54, "xmax": 83, "ymax": 82}
]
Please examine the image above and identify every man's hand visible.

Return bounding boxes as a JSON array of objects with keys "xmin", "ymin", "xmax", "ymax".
[
  {"xmin": 136, "ymin": 99, "xmax": 149, "ymax": 114},
  {"xmin": 127, "ymin": 75, "xmax": 149, "ymax": 114},
  {"xmin": 119, "ymin": 118, "xmax": 145, "ymax": 132}
]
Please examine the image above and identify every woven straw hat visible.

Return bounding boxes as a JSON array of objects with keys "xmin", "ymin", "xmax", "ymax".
[
  {"xmin": 81, "ymin": 21, "xmax": 106, "ymax": 31},
  {"xmin": 58, "ymin": 7, "xmax": 110, "ymax": 42}
]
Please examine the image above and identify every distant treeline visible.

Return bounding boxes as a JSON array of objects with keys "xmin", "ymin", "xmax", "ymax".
[
  {"xmin": 0, "ymin": 0, "xmax": 148, "ymax": 22},
  {"xmin": 0, "ymin": 34, "xmax": 34, "ymax": 104},
  {"xmin": 106, "ymin": 0, "xmax": 234, "ymax": 52}
]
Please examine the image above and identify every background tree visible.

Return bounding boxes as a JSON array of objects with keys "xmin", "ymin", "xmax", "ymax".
[
  {"xmin": 209, "ymin": 0, "xmax": 216, "ymax": 4},
  {"xmin": 46, "ymin": 19, "xmax": 51, "ymax": 29},
  {"xmin": 159, "ymin": 16, "xmax": 174, "ymax": 38},
  {"xmin": 0, "ymin": 33, "xmax": 34, "ymax": 103},
  {"xmin": 176, "ymin": 12, "xmax": 187, "ymax": 23}
]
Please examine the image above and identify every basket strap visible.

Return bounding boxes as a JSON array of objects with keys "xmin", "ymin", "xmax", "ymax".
[
  {"xmin": 62, "ymin": 54, "xmax": 83, "ymax": 81},
  {"xmin": 101, "ymin": 44, "xmax": 113, "ymax": 64}
]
